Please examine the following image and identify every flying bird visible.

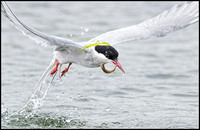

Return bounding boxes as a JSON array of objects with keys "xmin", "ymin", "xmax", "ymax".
[{"xmin": 1, "ymin": 2, "xmax": 199, "ymax": 98}]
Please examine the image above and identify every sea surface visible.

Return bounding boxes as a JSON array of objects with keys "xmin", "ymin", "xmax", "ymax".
[{"xmin": 1, "ymin": 1, "xmax": 199, "ymax": 128}]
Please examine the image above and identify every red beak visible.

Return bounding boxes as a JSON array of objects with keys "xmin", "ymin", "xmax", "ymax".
[{"xmin": 112, "ymin": 60, "xmax": 125, "ymax": 73}]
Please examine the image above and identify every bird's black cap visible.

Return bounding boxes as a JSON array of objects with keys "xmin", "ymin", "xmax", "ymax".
[{"xmin": 95, "ymin": 45, "xmax": 118, "ymax": 61}]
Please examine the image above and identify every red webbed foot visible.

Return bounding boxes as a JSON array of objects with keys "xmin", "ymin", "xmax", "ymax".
[
  {"xmin": 61, "ymin": 63, "xmax": 72, "ymax": 77},
  {"xmin": 51, "ymin": 62, "xmax": 59, "ymax": 75}
]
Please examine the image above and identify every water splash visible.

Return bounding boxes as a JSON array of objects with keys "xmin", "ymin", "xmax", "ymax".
[
  {"xmin": 18, "ymin": 66, "xmax": 59, "ymax": 115},
  {"xmin": 1, "ymin": 109, "xmax": 87, "ymax": 129},
  {"xmin": 17, "ymin": 79, "xmax": 53, "ymax": 114}
]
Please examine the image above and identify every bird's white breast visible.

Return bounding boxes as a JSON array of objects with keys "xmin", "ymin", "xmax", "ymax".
[{"xmin": 53, "ymin": 46, "xmax": 101, "ymax": 68}]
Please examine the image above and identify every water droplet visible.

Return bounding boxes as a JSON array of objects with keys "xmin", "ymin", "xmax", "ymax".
[
  {"xmin": 90, "ymin": 74, "xmax": 93, "ymax": 79},
  {"xmin": 66, "ymin": 119, "xmax": 71, "ymax": 123},
  {"xmin": 69, "ymin": 97, "xmax": 72, "ymax": 100},
  {"xmin": 106, "ymin": 107, "xmax": 110, "ymax": 111},
  {"xmin": 84, "ymin": 28, "xmax": 89, "ymax": 32},
  {"xmin": 56, "ymin": 95, "xmax": 60, "ymax": 99}
]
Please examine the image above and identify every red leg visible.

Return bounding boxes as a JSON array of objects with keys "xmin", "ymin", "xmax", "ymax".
[
  {"xmin": 61, "ymin": 63, "xmax": 72, "ymax": 77},
  {"xmin": 51, "ymin": 62, "xmax": 59, "ymax": 75}
]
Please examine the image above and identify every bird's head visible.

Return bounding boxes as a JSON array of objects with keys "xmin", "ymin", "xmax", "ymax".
[{"xmin": 95, "ymin": 45, "xmax": 125, "ymax": 74}]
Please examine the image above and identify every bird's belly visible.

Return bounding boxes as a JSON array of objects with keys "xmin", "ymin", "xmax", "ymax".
[{"xmin": 53, "ymin": 51, "xmax": 100, "ymax": 68}]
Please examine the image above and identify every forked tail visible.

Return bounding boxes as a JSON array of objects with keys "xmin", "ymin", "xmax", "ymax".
[{"xmin": 17, "ymin": 59, "xmax": 57, "ymax": 113}]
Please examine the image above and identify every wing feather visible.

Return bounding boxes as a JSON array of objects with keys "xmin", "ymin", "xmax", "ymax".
[
  {"xmin": 1, "ymin": 2, "xmax": 83, "ymax": 49},
  {"xmin": 88, "ymin": 2, "xmax": 199, "ymax": 45}
]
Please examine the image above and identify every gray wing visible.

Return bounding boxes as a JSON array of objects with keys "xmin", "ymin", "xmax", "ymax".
[
  {"xmin": 88, "ymin": 2, "xmax": 199, "ymax": 46},
  {"xmin": 1, "ymin": 2, "xmax": 83, "ymax": 49}
]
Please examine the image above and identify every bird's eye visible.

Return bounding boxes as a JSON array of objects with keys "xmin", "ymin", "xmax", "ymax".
[{"xmin": 105, "ymin": 51, "xmax": 109, "ymax": 58}]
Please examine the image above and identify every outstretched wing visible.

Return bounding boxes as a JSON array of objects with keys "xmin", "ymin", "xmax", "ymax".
[
  {"xmin": 1, "ymin": 2, "xmax": 83, "ymax": 49},
  {"xmin": 88, "ymin": 2, "xmax": 199, "ymax": 46}
]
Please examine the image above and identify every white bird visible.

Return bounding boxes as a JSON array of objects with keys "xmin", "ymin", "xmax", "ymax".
[{"xmin": 1, "ymin": 2, "xmax": 199, "ymax": 109}]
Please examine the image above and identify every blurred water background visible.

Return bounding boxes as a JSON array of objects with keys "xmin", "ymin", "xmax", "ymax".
[{"xmin": 1, "ymin": 1, "xmax": 199, "ymax": 128}]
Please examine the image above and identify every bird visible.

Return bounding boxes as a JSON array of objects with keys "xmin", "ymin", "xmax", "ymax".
[{"xmin": 1, "ymin": 2, "xmax": 199, "ymax": 110}]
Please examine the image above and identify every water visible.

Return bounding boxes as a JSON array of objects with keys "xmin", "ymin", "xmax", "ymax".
[{"xmin": 1, "ymin": 1, "xmax": 199, "ymax": 128}]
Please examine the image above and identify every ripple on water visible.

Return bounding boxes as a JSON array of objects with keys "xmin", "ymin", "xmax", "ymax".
[
  {"xmin": 120, "ymin": 86, "xmax": 148, "ymax": 93},
  {"xmin": 171, "ymin": 93, "xmax": 198, "ymax": 98},
  {"xmin": 146, "ymin": 73, "xmax": 190, "ymax": 80}
]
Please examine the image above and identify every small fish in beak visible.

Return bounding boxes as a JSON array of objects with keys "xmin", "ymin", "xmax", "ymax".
[
  {"xmin": 100, "ymin": 61, "xmax": 125, "ymax": 74},
  {"xmin": 100, "ymin": 62, "xmax": 117, "ymax": 74}
]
